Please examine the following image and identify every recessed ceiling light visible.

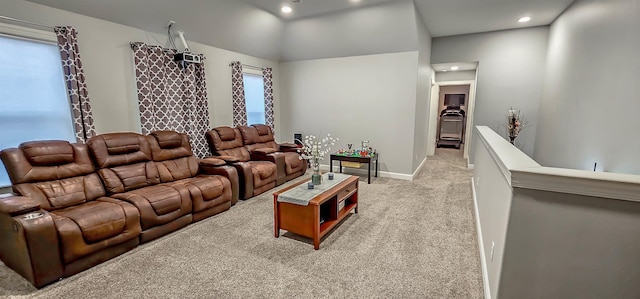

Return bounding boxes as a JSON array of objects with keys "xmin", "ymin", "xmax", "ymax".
[
  {"xmin": 442, "ymin": 70, "xmax": 448, "ymax": 72},
  {"xmin": 518, "ymin": 16, "xmax": 531, "ymax": 23},
  {"xmin": 282, "ymin": 5, "xmax": 292, "ymax": 13},
  {"xmin": 451, "ymin": 66, "xmax": 459, "ymax": 71}
]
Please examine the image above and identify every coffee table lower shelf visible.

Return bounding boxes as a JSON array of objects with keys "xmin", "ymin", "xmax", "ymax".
[{"xmin": 273, "ymin": 176, "xmax": 359, "ymax": 250}]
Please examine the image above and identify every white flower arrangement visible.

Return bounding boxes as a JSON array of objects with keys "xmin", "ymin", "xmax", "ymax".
[{"xmin": 297, "ymin": 134, "xmax": 339, "ymax": 170}]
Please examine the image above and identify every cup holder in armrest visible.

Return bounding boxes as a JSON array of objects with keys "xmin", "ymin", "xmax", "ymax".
[{"xmin": 23, "ymin": 212, "xmax": 44, "ymax": 220}]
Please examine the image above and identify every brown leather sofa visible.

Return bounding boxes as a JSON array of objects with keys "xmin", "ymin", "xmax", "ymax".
[
  {"xmin": 0, "ymin": 130, "xmax": 237, "ymax": 288},
  {"xmin": 205, "ymin": 126, "xmax": 277, "ymax": 200},
  {"xmin": 0, "ymin": 140, "xmax": 142, "ymax": 288},
  {"xmin": 238, "ymin": 124, "xmax": 306, "ymax": 185},
  {"xmin": 88, "ymin": 131, "xmax": 236, "ymax": 243}
]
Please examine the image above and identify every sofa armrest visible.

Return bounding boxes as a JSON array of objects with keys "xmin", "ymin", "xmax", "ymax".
[
  {"xmin": 216, "ymin": 155, "xmax": 241, "ymax": 163},
  {"xmin": 200, "ymin": 157, "xmax": 227, "ymax": 167},
  {"xmin": 0, "ymin": 208, "xmax": 63, "ymax": 287},
  {"xmin": 251, "ymin": 148, "xmax": 278, "ymax": 155},
  {"xmin": 0, "ymin": 194, "xmax": 41, "ymax": 217},
  {"xmin": 278, "ymin": 143, "xmax": 300, "ymax": 153}
]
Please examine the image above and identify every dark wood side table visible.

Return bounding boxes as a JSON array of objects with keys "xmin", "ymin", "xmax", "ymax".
[{"xmin": 329, "ymin": 153, "xmax": 379, "ymax": 184}]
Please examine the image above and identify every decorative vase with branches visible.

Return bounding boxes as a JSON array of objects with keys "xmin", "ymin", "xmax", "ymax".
[
  {"xmin": 506, "ymin": 108, "xmax": 530, "ymax": 145},
  {"xmin": 297, "ymin": 134, "xmax": 338, "ymax": 185}
]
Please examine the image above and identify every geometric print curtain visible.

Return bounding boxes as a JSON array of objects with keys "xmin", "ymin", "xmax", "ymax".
[
  {"xmin": 230, "ymin": 61, "xmax": 247, "ymax": 127},
  {"xmin": 54, "ymin": 26, "xmax": 96, "ymax": 143},
  {"xmin": 262, "ymin": 67, "xmax": 275, "ymax": 133},
  {"xmin": 130, "ymin": 42, "xmax": 211, "ymax": 158}
]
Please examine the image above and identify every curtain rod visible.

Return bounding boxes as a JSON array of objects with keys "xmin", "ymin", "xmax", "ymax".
[
  {"xmin": 229, "ymin": 63, "xmax": 264, "ymax": 71},
  {"xmin": 0, "ymin": 15, "xmax": 54, "ymax": 30}
]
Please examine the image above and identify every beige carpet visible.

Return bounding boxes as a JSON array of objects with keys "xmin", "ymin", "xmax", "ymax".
[{"xmin": 0, "ymin": 153, "xmax": 483, "ymax": 298}]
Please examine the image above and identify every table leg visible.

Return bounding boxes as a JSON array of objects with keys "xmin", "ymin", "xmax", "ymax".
[
  {"xmin": 339, "ymin": 161, "xmax": 343, "ymax": 173},
  {"xmin": 274, "ymin": 198, "xmax": 280, "ymax": 238},
  {"xmin": 376, "ymin": 158, "xmax": 379, "ymax": 177},
  {"xmin": 368, "ymin": 161, "xmax": 371, "ymax": 184},
  {"xmin": 313, "ymin": 205, "xmax": 320, "ymax": 250},
  {"xmin": 330, "ymin": 158, "xmax": 333, "ymax": 173}
]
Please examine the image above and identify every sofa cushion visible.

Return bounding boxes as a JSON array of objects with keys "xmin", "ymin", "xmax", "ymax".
[
  {"xmin": 112, "ymin": 185, "xmax": 190, "ymax": 230},
  {"xmin": 52, "ymin": 198, "xmax": 141, "ymax": 264},
  {"xmin": 14, "ymin": 173, "xmax": 106, "ymax": 210},
  {"xmin": 151, "ymin": 131, "xmax": 183, "ymax": 149},
  {"xmin": 88, "ymin": 133, "xmax": 152, "ymax": 169},
  {"xmin": 147, "ymin": 131, "xmax": 193, "ymax": 163},
  {"xmin": 216, "ymin": 127, "xmax": 237, "ymax": 141},
  {"xmin": 98, "ymin": 162, "xmax": 160, "ymax": 194},
  {"xmin": 284, "ymin": 152, "xmax": 304, "ymax": 174},
  {"xmin": 253, "ymin": 161, "xmax": 275, "ymax": 180},
  {"xmin": 166, "ymin": 176, "xmax": 230, "ymax": 214},
  {"xmin": 1, "ymin": 143, "xmax": 96, "ymax": 185},
  {"xmin": 53, "ymin": 201, "xmax": 126, "ymax": 243},
  {"xmin": 21, "ymin": 141, "xmax": 74, "ymax": 166}
]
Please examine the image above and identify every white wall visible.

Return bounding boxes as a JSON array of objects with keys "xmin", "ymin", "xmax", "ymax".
[
  {"xmin": 280, "ymin": 0, "xmax": 418, "ymax": 62},
  {"xmin": 435, "ymin": 70, "xmax": 476, "ymax": 82},
  {"xmin": 1, "ymin": 0, "xmax": 281, "ymax": 137},
  {"xmin": 432, "ymin": 27, "xmax": 550, "ymax": 160},
  {"xmin": 412, "ymin": 7, "xmax": 433, "ymax": 171},
  {"xmin": 534, "ymin": 0, "xmax": 640, "ymax": 175},
  {"xmin": 280, "ymin": 52, "xmax": 419, "ymax": 175}
]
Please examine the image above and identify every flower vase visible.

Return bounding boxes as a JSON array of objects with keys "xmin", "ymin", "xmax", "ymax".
[
  {"xmin": 311, "ymin": 163, "xmax": 322, "ymax": 185},
  {"xmin": 509, "ymin": 136, "xmax": 515, "ymax": 145}
]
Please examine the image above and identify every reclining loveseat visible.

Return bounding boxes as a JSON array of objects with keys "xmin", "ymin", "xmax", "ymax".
[
  {"xmin": 0, "ymin": 130, "xmax": 237, "ymax": 288},
  {"xmin": 238, "ymin": 124, "xmax": 306, "ymax": 186}
]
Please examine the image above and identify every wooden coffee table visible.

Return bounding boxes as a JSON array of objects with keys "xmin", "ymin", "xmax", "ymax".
[{"xmin": 273, "ymin": 175, "xmax": 358, "ymax": 250}]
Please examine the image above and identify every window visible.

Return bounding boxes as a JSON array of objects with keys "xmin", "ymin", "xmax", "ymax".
[
  {"xmin": 0, "ymin": 32, "xmax": 75, "ymax": 187},
  {"xmin": 242, "ymin": 73, "xmax": 265, "ymax": 125}
]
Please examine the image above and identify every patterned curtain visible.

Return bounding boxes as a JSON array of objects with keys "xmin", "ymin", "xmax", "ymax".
[
  {"xmin": 230, "ymin": 61, "xmax": 247, "ymax": 127},
  {"xmin": 130, "ymin": 42, "xmax": 211, "ymax": 158},
  {"xmin": 262, "ymin": 67, "xmax": 275, "ymax": 133},
  {"xmin": 54, "ymin": 26, "xmax": 96, "ymax": 143}
]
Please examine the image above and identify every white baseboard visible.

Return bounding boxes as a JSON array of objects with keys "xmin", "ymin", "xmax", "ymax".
[
  {"xmin": 411, "ymin": 157, "xmax": 427, "ymax": 180},
  {"xmin": 472, "ymin": 177, "xmax": 491, "ymax": 299},
  {"xmin": 468, "ymin": 163, "xmax": 475, "ymax": 170},
  {"xmin": 318, "ymin": 164, "xmax": 412, "ymax": 181}
]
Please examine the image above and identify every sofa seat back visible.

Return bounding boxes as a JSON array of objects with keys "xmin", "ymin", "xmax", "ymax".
[
  {"xmin": 88, "ymin": 132, "xmax": 191, "ymax": 243},
  {"xmin": 238, "ymin": 124, "xmax": 278, "ymax": 152},
  {"xmin": 147, "ymin": 131, "xmax": 199, "ymax": 182},
  {"xmin": 205, "ymin": 126, "xmax": 251, "ymax": 161},
  {"xmin": 2, "ymin": 141, "xmax": 104, "ymax": 210},
  {"xmin": 147, "ymin": 130, "xmax": 232, "ymax": 222}
]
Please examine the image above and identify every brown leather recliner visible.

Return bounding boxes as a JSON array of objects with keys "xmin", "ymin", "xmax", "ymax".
[
  {"xmin": 88, "ymin": 132, "xmax": 193, "ymax": 243},
  {"xmin": 238, "ymin": 124, "xmax": 306, "ymax": 186},
  {"xmin": 0, "ymin": 141, "xmax": 141, "ymax": 288},
  {"xmin": 146, "ymin": 131, "xmax": 238, "ymax": 221},
  {"xmin": 205, "ymin": 126, "xmax": 277, "ymax": 200}
]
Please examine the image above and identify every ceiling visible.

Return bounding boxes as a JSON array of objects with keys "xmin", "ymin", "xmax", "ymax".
[
  {"xmin": 236, "ymin": 0, "xmax": 574, "ymax": 37},
  {"xmin": 24, "ymin": 0, "xmax": 575, "ymax": 60}
]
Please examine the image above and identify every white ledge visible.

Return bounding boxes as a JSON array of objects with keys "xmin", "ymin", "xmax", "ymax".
[
  {"xmin": 476, "ymin": 126, "xmax": 640, "ymax": 203},
  {"xmin": 511, "ymin": 167, "xmax": 640, "ymax": 203}
]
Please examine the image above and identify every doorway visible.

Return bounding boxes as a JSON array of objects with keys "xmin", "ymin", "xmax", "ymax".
[{"xmin": 427, "ymin": 79, "xmax": 477, "ymax": 166}]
